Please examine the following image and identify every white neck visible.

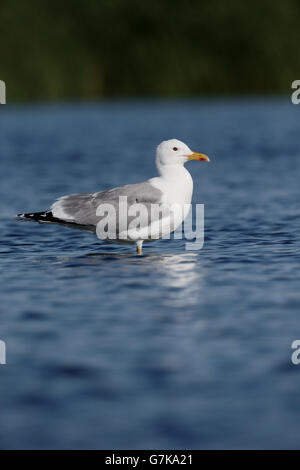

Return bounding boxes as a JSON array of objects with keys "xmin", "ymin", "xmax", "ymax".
[{"xmin": 151, "ymin": 163, "xmax": 193, "ymax": 205}]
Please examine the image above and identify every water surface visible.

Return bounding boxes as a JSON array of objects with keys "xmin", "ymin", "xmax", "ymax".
[{"xmin": 0, "ymin": 99, "xmax": 300, "ymax": 449}]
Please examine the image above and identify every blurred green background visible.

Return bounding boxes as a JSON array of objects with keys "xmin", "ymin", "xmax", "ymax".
[{"xmin": 1, "ymin": 0, "xmax": 299, "ymax": 102}]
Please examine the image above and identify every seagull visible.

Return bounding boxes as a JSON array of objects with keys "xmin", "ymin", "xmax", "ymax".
[{"xmin": 17, "ymin": 139, "xmax": 210, "ymax": 254}]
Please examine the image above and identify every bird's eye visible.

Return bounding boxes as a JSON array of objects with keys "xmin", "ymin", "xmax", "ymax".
[{"xmin": 173, "ymin": 147, "xmax": 178, "ymax": 151}]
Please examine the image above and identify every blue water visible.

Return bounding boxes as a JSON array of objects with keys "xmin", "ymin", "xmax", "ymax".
[{"xmin": 0, "ymin": 99, "xmax": 300, "ymax": 449}]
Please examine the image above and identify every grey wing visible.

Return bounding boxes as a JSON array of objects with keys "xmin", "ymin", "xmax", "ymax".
[{"xmin": 51, "ymin": 182, "xmax": 165, "ymax": 230}]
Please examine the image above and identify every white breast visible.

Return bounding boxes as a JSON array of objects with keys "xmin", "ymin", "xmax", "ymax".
[{"xmin": 148, "ymin": 165, "xmax": 194, "ymax": 237}]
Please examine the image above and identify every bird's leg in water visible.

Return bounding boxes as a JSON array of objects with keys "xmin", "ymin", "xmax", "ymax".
[{"xmin": 136, "ymin": 240, "xmax": 143, "ymax": 255}]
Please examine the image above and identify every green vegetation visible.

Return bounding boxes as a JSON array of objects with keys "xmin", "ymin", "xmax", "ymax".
[{"xmin": 1, "ymin": 0, "xmax": 300, "ymax": 101}]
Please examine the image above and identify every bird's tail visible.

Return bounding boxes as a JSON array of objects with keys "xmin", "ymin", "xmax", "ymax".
[{"xmin": 16, "ymin": 210, "xmax": 95, "ymax": 232}]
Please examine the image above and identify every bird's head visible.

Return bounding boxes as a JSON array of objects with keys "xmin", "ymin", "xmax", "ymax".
[{"xmin": 156, "ymin": 139, "xmax": 210, "ymax": 168}]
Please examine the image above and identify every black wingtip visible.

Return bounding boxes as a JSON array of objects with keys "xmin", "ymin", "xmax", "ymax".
[{"xmin": 16, "ymin": 211, "xmax": 50, "ymax": 221}]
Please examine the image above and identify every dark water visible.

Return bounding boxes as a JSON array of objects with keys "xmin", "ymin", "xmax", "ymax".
[{"xmin": 0, "ymin": 100, "xmax": 300, "ymax": 449}]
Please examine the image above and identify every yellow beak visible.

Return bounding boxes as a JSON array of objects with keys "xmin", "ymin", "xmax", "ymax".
[{"xmin": 186, "ymin": 152, "xmax": 210, "ymax": 162}]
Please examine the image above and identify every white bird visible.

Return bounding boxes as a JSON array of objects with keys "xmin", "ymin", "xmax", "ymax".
[{"xmin": 17, "ymin": 139, "xmax": 210, "ymax": 254}]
